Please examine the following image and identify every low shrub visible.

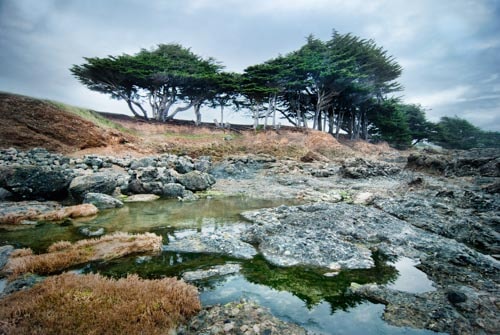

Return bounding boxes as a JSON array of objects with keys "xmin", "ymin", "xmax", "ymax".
[{"xmin": 0, "ymin": 272, "xmax": 201, "ymax": 334}]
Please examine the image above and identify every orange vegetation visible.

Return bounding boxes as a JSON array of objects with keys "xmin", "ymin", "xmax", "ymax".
[
  {"xmin": 0, "ymin": 203, "xmax": 98, "ymax": 225},
  {"xmin": 0, "ymin": 272, "xmax": 201, "ymax": 335},
  {"xmin": 2, "ymin": 232, "xmax": 162, "ymax": 277}
]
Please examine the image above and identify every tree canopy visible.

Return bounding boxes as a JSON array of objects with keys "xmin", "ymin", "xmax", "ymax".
[{"xmin": 71, "ymin": 32, "xmax": 498, "ymax": 150}]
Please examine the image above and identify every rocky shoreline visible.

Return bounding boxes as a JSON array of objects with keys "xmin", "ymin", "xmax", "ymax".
[{"xmin": 0, "ymin": 147, "xmax": 499, "ymax": 334}]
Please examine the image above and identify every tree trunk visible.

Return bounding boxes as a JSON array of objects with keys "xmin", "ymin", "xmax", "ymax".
[
  {"xmin": 126, "ymin": 100, "xmax": 143, "ymax": 119},
  {"xmin": 252, "ymin": 104, "xmax": 259, "ymax": 130},
  {"xmin": 194, "ymin": 103, "xmax": 202, "ymax": 126},
  {"xmin": 166, "ymin": 101, "xmax": 196, "ymax": 121},
  {"xmin": 220, "ymin": 105, "xmax": 225, "ymax": 125},
  {"xmin": 272, "ymin": 94, "xmax": 277, "ymax": 130},
  {"xmin": 336, "ymin": 111, "xmax": 344, "ymax": 139},
  {"xmin": 313, "ymin": 91, "xmax": 322, "ymax": 130}
]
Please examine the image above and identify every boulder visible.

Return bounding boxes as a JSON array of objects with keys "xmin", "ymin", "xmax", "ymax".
[
  {"xmin": 176, "ymin": 171, "xmax": 216, "ymax": 191},
  {"xmin": 161, "ymin": 183, "xmax": 186, "ymax": 198},
  {"xmin": 0, "ymin": 165, "xmax": 73, "ymax": 200},
  {"xmin": 83, "ymin": 192, "xmax": 123, "ymax": 209},
  {"xmin": 69, "ymin": 172, "xmax": 129, "ymax": 202}
]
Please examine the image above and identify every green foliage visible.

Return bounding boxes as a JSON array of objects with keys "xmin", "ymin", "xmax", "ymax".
[
  {"xmin": 369, "ymin": 99, "xmax": 411, "ymax": 149},
  {"xmin": 432, "ymin": 116, "xmax": 500, "ymax": 149},
  {"xmin": 399, "ymin": 104, "xmax": 434, "ymax": 145},
  {"xmin": 71, "ymin": 44, "xmax": 222, "ymax": 122}
]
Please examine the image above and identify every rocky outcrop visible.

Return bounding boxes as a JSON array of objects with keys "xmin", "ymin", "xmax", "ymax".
[
  {"xmin": 0, "ymin": 149, "xmax": 216, "ymax": 203},
  {"xmin": 406, "ymin": 148, "xmax": 500, "ymax": 177},
  {"xmin": 374, "ymin": 188, "xmax": 500, "ymax": 255}
]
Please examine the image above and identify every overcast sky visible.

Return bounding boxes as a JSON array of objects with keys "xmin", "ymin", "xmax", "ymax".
[{"xmin": 1, "ymin": 0, "xmax": 499, "ymax": 130}]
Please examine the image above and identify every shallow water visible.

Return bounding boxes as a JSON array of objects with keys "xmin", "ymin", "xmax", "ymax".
[{"xmin": 0, "ymin": 196, "xmax": 442, "ymax": 334}]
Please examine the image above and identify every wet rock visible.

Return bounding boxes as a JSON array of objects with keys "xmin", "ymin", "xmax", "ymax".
[
  {"xmin": 340, "ymin": 158, "xmax": 401, "ymax": 179},
  {"xmin": 177, "ymin": 300, "xmax": 308, "ymax": 335},
  {"xmin": 0, "ymin": 187, "xmax": 12, "ymax": 200},
  {"xmin": 83, "ymin": 192, "xmax": 123, "ymax": 209},
  {"xmin": 123, "ymin": 194, "xmax": 160, "ymax": 202},
  {"xmin": 351, "ymin": 283, "xmax": 497, "ymax": 335},
  {"xmin": 177, "ymin": 171, "xmax": 216, "ymax": 191},
  {"xmin": 127, "ymin": 167, "xmax": 178, "ymax": 195},
  {"xmin": 242, "ymin": 203, "xmax": 386, "ymax": 269},
  {"xmin": 374, "ymin": 190, "xmax": 500, "ymax": 255},
  {"xmin": 0, "ymin": 165, "xmax": 73, "ymax": 200},
  {"xmin": 0, "ymin": 274, "xmax": 45, "ymax": 297},
  {"xmin": 69, "ymin": 171, "xmax": 129, "ymax": 202},
  {"xmin": 182, "ymin": 264, "xmax": 241, "ymax": 281},
  {"xmin": 164, "ymin": 228, "xmax": 257, "ymax": 260},
  {"xmin": 79, "ymin": 226, "xmax": 105, "ymax": 237},
  {"xmin": 0, "ymin": 245, "xmax": 14, "ymax": 271},
  {"xmin": 447, "ymin": 290, "xmax": 467, "ymax": 304}
]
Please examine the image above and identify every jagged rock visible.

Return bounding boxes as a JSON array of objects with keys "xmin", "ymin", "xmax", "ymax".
[
  {"xmin": 83, "ymin": 192, "xmax": 123, "ymax": 209},
  {"xmin": 0, "ymin": 165, "xmax": 73, "ymax": 200},
  {"xmin": 340, "ymin": 158, "xmax": 401, "ymax": 179},
  {"xmin": 69, "ymin": 172, "xmax": 129, "ymax": 202},
  {"xmin": 177, "ymin": 171, "xmax": 216, "ymax": 191},
  {"xmin": 407, "ymin": 148, "xmax": 500, "ymax": 177},
  {"xmin": 174, "ymin": 156, "xmax": 195, "ymax": 174}
]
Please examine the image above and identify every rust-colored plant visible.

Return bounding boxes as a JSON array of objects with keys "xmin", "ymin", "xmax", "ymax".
[
  {"xmin": 0, "ymin": 272, "xmax": 201, "ymax": 335},
  {"xmin": 2, "ymin": 232, "xmax": 162, "ymax": 277}
]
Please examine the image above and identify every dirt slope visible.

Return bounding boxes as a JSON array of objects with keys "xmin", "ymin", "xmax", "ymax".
[
  {"xmin": 0, "ymin": 92, "xmax": 397, "ymax": 160},
  {"xmin": 0, "ymin": 92, "xmax": 133, "ymax": 153}
]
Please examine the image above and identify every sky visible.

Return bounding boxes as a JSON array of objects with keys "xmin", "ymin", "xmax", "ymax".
[{"xmin": 0, "ymin": 0, "xmax": 499, "ymax": 130}]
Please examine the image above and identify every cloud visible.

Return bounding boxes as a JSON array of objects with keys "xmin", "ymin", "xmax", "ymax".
[
  {"xmin": 407, "ymin": 86, "xmax": 470, "ymax": 107},
  {"xmin": 0, "ymin": 0, "xmax": 499, "ymax": 130}
]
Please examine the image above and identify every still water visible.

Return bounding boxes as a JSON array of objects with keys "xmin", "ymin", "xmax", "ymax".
[{"xmin": 0, "ymin": 197, "xmax": 442, "ymax": 335}]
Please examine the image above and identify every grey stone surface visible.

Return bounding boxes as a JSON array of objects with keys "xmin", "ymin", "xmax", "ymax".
[{"xmin": 83, "ymin": 192, "xmax": 123, "ymax": 209}]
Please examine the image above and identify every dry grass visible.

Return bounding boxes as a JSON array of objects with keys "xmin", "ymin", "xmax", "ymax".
[
  {"xmin": 0, "ymin": 204, "xmax": 98, "ymax": 225},
  {"xmin": 0, "ymin": 272, "xmax": 201, "ymax": 335},
  {"xmin": 2, "ymin": 232, "xmax": 162, "ymax": 277}
]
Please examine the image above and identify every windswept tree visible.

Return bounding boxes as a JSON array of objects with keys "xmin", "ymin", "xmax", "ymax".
[{"xmin": 71, "ymin": 44, "xmax": 222, "ymax": 122}]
